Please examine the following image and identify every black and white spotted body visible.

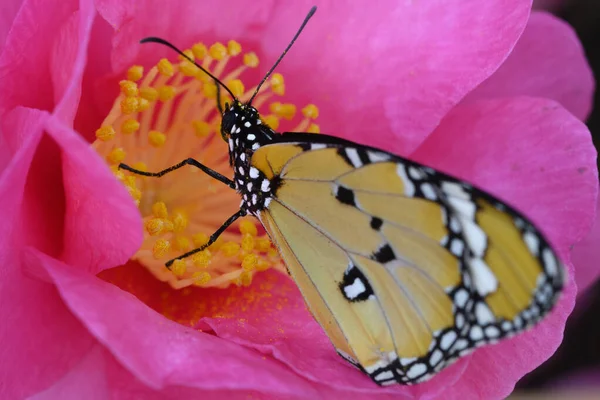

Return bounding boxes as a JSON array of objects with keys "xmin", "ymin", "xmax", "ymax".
[{"xmin": 221, "ymin": 101, "xmax": 279, "ymax": 215}]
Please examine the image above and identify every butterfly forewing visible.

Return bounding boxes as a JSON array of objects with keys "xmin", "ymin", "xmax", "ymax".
[{"xmin": 253, "ymin": 137, "xmax": 564, "ymax": 385}]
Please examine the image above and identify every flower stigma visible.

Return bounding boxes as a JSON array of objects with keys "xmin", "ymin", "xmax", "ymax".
[{"xmin": 93, "ymin": 39, "xmax": 321, "ymax": 290}]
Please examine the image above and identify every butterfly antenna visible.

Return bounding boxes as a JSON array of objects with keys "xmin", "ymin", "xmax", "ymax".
[
  {"xmin": 140, "ymin": 37, "xmax": 237, "ymax": 100},
  {"xmin": 247, "ymin": 6, "xmax": 317, "ymax": 105}
]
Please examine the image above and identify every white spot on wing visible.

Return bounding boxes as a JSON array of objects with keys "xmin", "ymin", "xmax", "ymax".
[
  {"xmin": 261, "ymin": 179, "xmax": 271, "ymax": 192},
  {"xmin": 448, "ymin": 197, "xmax": 476, "ymax": 220},
  {"xmin": 542, "ymin": 248, "xmax": 558, "ymax": 277},
  {"xmin": 374, "ymin": 371, "xmax": 394, "ymax": 382},
  {"xmin": 524, "ymin": 231, "xmax": 539, "ymax": 255},
  {"xmin": 247, "ymin": 133, "xmax": 256, "ymax": 140},
  {"xmin": 462, "ymin": 219, "xmax": 486, "ymax": 257},
  {"xmin": 244, "ymin": 121, "xmax": 251, "ymax": 128},
  {"xmin": 345, "ymin": 148, "xmax": 362, "ymax": 167},
  {"xmin": 442, "ymin": 182, "xmax": 470, "ymax": 200},
  {"xmin": 367, "ymin": 151, "xmax": 389, "ymax": 163},
  {"xmin": 343, "ymin": 278, "xmax": 366, "ymax": 299},
  {"xmin": 470, "ymin": 258, "xmax": 498, "ymax": 296},
  {"xmin": 310, "ymin": 143, "xmax": 327, "ymax": 150},
  {"xmin": 396, "ymin": 164, "xmax": 415, "ymax": 196},
  {"xmin": 249, "ymin": 167, "xmax": 260, "ymax": 179},
  {"xmin": 406, "ymin": 363, "xmax": 427, "ymax": 379},
  {"xmin": 475, "ymin": 302, "xmax": 495, "ymax": 324}
]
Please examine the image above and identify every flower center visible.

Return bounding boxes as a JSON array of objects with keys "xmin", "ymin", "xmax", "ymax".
[{"xmin": 93, "ymin": 40, "xmax": 320, "ymax": 289}]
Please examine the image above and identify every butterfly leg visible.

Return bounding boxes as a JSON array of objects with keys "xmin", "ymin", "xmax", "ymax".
[
  {"xmin": 119, "ymin": 159, "xmax": 235, "ymax": 189},
  {"xmin": 165, "ymin": 209, "xmax": 247, "ymax": 267}
]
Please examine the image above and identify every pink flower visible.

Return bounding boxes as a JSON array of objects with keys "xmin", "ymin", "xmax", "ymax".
[{"xmin": 0, "ymin": 0, "xmax": 597, "ymax": 399}]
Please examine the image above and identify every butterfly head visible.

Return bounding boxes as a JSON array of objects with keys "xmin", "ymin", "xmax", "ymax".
[{"xmin": 220, "ymin": 101, "xmax": 260, "ymax": 140}]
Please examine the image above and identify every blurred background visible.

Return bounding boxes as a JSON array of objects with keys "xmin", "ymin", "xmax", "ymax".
[{"xmin": 514, "ymin": 0, "xmax": 600, "ymax": 397}]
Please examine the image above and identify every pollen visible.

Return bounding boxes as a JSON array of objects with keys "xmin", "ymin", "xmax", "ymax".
[
  {"xmin": 119, "ymin": 80, "xmax": 139, "ymax": 97},
  {"xmin": 209, "ymin": 42, "xmax": 227, "ymax": 60},
  {"xmin": 148, "ymin": 130, "xmax": 167, "ymax": 147},
  {"xmin": 127, "ymin": 65, "xmax": 144, "ymax": 81},
  {"xmin": 93, "ymin": 38, "xmax": 321, "ymax": 293},
  {"xmin": 243, "ymin": 52, "xmax": 259, "ymax": 68},
  {"xmin": 157, "ymin": 58, "xmax": 174, "ymax": 77},
  {"xmin": 95, "ymin": 126, "xmax": 115, "ymax": 141}
]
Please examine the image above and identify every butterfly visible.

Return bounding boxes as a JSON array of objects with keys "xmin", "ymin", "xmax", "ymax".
[{"xmin": 120, "ymin": 6, "xmax": 565, "ymax": 386}]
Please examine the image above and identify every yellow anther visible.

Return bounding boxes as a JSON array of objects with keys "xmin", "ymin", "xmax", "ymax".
[
  {"xmin": 221, "ymin": 241, "xmax": 240, "ymax": 257},
  {"xmin": 171, "ymin": 210, "xmax": 188, "ymax": 232},
  {"xmin": 271, "ymin": 73, "xmax": 285, "ymax": 95},
  {"xmin": 152, "ymin": 201, "xmax": 168, "ymax": 218},
  {"xmin": 119, "ymin": 80, "xmax": 139, "ymax": 97},
  {"xmin": 179, "ymin": 60, "xmax": 199, "ymax": 77},
  {"xmin": 307, "ymin": 123, "xmax": 320, "ymax": 134},
  {"xmin": 145, "ymin": 218, "xmax": 166, "ymax": 236},
  {"xmin": 107, "ymin": 147, "xmax": 126, "ymax": 164},
  {"xmin": 238, "ymin": 271, "xmax": 253, "ymax": 287},
  {"xmin": 243, "ymin": 52, "xmax": 259, "ymax": 68},
  {"xmin": 178, "ymin": 49, "xmax": 194, "ymax": 61},
  {"xmin": 228, "ymin": 79, "xmax": 245, "ymax": 98},
  {"xmin": 158, "ymin": 86, "xmax": 176, "ymax": 101},
  {"xmin": 127, "ymin": 65, "xmax": 144, "ymax": 82},
  {"xmin": 302, "ymin": 104, "xmax": 319, "ymax": 119},
  {"xmin": 153, "ymin": 239, "xmax": 171, "ymax": 259},
  {"xmin": 132, "ymin": 161, "xmax": 147, "ymax": 172},
  {"xmin": 192, "ymin": 232, "xmax": 209, "ymax": 247},
  {"xmin": 137, "ymin": 97, "xmax": 150, "ymax": 112},
  {"xmin": 228, "ymin": 40, "xmax": 242, "ymax": 56},
  {"xmin": 95, "ymin": 126, "xmax": 115, "ymax": 141},
  {"xmin": 192, "ymin": 271, "xmax": 211, "ymax": 286},
  {"xmin": 192, "ymin": 43, "xmax": 207, "ymax": 59},
  {"xmin": 111, "ymin": 166, "xmax": 125, "ymax": 181},
  {"xmin": 262, "ymin": 115, "xmax": 280, "ymax": 130},
  {"xmin": 140, "ymin": 87, "xmax": 159, "ymax": 101},
  {"xmin": 256, "ymin": 258, "xmax": 270, "ymax": 271},
  {"xmin": 242, "ymin": 253, "xmax": 258, "ymax": 271},
  {"xmin": 157, "ymin": 58, "xmax": 174, "ymax": 77},
  {"xmin": 256, "ymin": 237, "xmax": 272, "ymax": 252},
  {"xmin": 127, "ymin": 186, "xmax": 142, "ymax": 203},
  {"xmin": 269, "ymin": 102, "xmax": 296, "ymax": 120},
  {"xmin": 173, "ymin": 235, "xmax": 191, "ymax": 251},
  {"xmin": 170, "ymin": 259, "xmax": 187, "ymax": 277},
  {"xmin": 192, "ymin": 250, "xmax": 211, "ymax": 268},
  {"xmin": 241, "ymin": 233, "xmax": 255, "ymax": 252},
  {"xmin": 202, "ymin": 83, "xmax": 217, "ymax": 99},
  {"xmin": 209, "ymin": 42, "xmax": 227, "ymax": 60},
  {"xmin": 120, "ymin": 97, "xmax": 139, "ymax": 114},
  {"xmin": 192, "ymin": 121, "xmax": 212, "ymax": 138},
  {"xmin": 123, "ymin": 175, "xmax": 136, "ymax": 188},
  {"xmin": 148, "ymin": 130, "xmax": 166, "ymax": 147},
  {"xmin": 240, "ymin": 219, "xmax": 258, "ymax": 236},
  {"xmin": 268, "ymin": 247, "xmax": 278, "ymax": 258},
  {"xmin": 121, "ymin": 119, "xmax": 140, "ymax": 134}
]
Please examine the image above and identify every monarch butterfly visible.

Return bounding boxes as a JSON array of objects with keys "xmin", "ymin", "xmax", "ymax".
[{"xmin": 119, "ymin": 6, "xmax": 565, "ymax": 386}]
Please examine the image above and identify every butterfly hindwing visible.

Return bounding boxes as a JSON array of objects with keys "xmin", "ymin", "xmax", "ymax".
[{"xmin": 252, "ymin": 134, "xmax": 564, "ymax": 385}]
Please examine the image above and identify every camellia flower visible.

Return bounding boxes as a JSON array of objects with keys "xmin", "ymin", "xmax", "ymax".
[{"xmin": 0, "ymin": 0, "xmax": 597, "ymax": 399}]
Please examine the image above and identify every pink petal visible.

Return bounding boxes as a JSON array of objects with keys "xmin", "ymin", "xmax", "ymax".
[
  {"xmin": 95, "ymin": 0, "xmax": 277, "ymax": 73},
  {"xmin": 44, "ymin": 114, "xmax": 142, "ymax": 274},
  {"xmin": 463, "ymin": 12, "xmax": 594, "ymax": 121},
  {"xmin": 0, "ymin": 0, "xmax": 24, "ymax": 54},
  {"xmin": 0, "ymin": 107, "xmax": 95, "ymax": 399},
  {"xmin": 0, "ymin": 0, "xmax": 77, "ymax": 116},
  {"xmin": 571, "ymin": 197, "xmax": 600, "ymax": 293},
  {"xmin": 260, "ymin": 0, "xmax": 533, "ymax": 154},
  {"xmin": 50, "ymin": 0, "xmax": 96, "ymax": 124},
  {"xmin": 30, "ymin": 250, "xmax": 323, "ymax": 397},
  {"xmin": 411, "ymin": 97, "xmax": 597, "ymax": 397}
]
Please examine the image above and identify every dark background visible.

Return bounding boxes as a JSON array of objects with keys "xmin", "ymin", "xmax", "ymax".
[{"xmin": 518, "ymin": 0, "xmax": 600, "ymax": 391}]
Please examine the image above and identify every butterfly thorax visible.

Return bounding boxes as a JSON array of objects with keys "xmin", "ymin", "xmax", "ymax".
[{"xmin": 221, "ymin": 101, "xmax": 278, "ymax": 214}]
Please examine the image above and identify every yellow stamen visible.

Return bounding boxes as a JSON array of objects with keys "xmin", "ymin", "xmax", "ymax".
[
  {"xmin": 243, "ymin": 52, "xmax": 259, "ymax": 68},
  {"xmin": 307, "ymin": 123, "xmax": 320, "ymax": 134},
  {"xmin": 121, "ymin": 119, "xmax": 140, "ymax": 134},
  {"xmin": 127, "ymin": 65, "xmax": 144, "ymax": 82},
  {"xmin": 157, "ymin": 58, "xmax": 174, "ymax": 77},
  {"xmin": 93, "ymin": 38, "xmax": 321, "ymax": 293},
  {"xmin": 158, "ymin": 86, "xmax": 176, "ymax": 101},
  {"xmin": 119, "ymin": 80, "xmax": 139, "ymax": 97},
  {"xmin": 96, "ymin": 126, "xmax": 115, "ymax": 142},
  {"xmin": 209, "ymin": 43, "xmax": 227, "ymax": 60},
  {"xmin": 228, "ymin": 40, "xmax": 242, "ymax": 56},
  {"xmin": 107, "ymin": 147, "xmax": 126, "ymax": 164},
  {"xmin": 148, "ymin": 130, "xmax": 167, "ymax": 147},
  {"xmin": 153, "ymin": 239, "xmax": 171, "ymax": 259}
]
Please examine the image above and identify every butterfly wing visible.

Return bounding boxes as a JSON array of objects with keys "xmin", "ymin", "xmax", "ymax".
[{"xmin": 251, "ymin": 134, "xmax": 565, "ymax": 385}]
